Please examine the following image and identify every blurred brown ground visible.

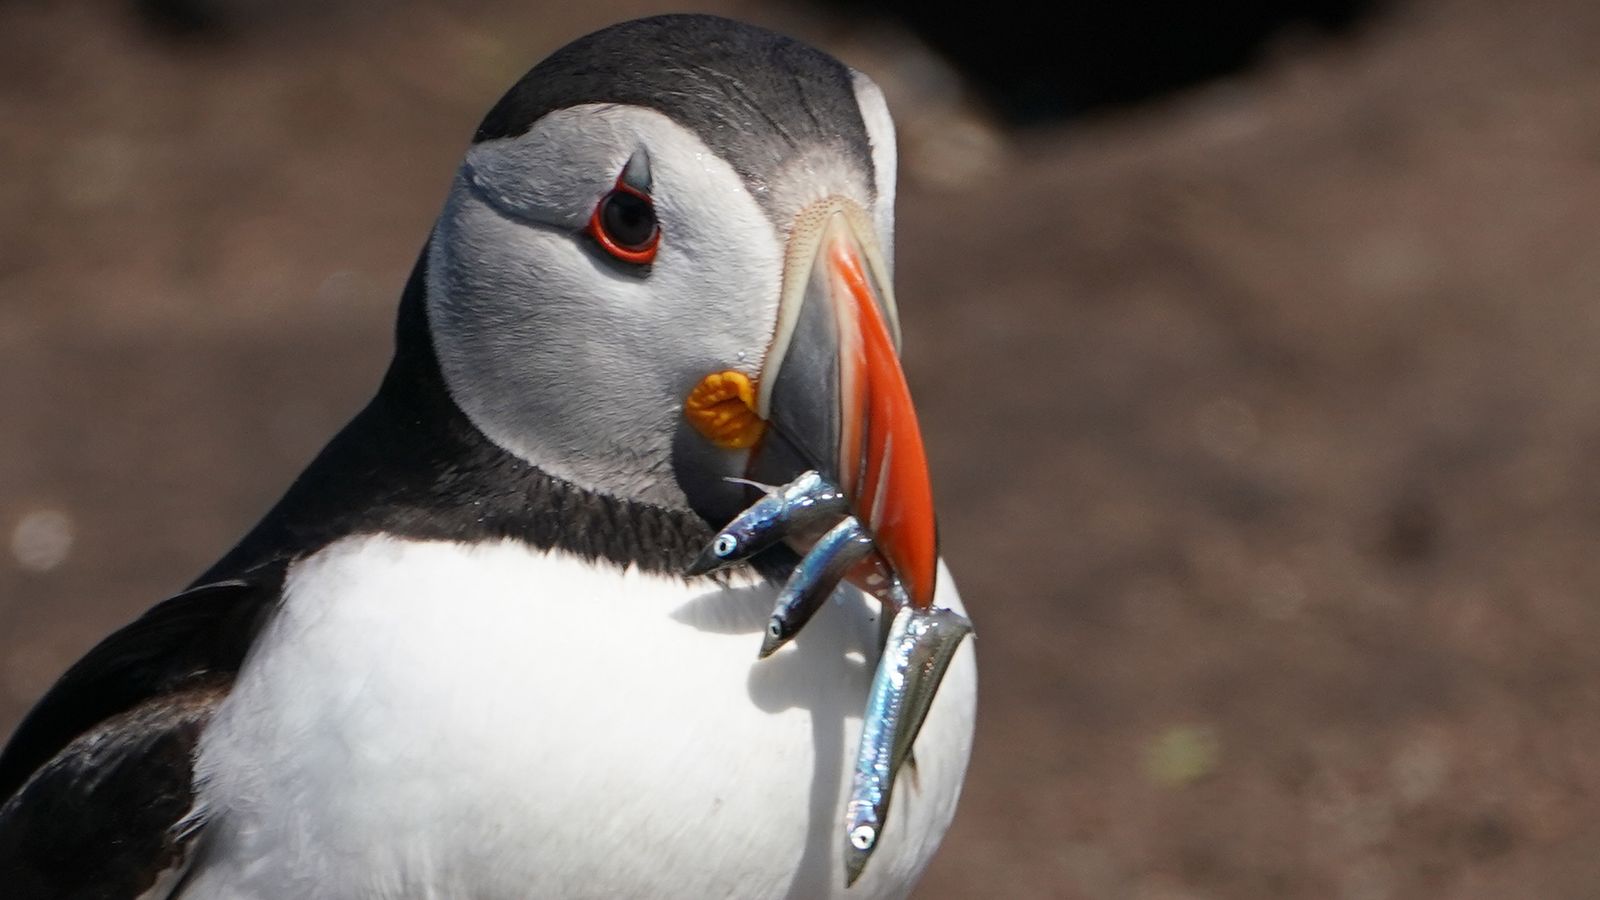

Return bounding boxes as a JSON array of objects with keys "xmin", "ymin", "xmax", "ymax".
[{"xmin": 4, "ymin": 0, "xmax": 1600, "ymax": 897}]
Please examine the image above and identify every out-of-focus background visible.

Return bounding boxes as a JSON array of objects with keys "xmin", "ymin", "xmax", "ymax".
[{"xmin": 4, "ymin": 0, "xmax": 1600, "ymax": 896}]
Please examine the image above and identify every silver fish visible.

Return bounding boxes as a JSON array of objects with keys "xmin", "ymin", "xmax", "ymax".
[
  {"xmin": 844, "ymin": 603, "xmax": 974, "ymax": 886},
  {"xmin": 686, "ymin": 468, "xmax": 973, "ymax": 886},
  {"xmin": 759, "ymin": 515, "xmax": 875, "ymax": 658},
  {"xmin": 685, "ymin": 470, "xmax": 849, "ymax": 576}
]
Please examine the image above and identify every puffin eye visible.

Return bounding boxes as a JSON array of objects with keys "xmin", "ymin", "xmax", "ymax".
[{"xmin": 588, "ymin": 184, "xmax": 659, "ymax": 265}]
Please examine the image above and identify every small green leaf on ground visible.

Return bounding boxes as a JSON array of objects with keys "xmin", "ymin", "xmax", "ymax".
[{"xmin": 1144, "ymin": 724, "xmax": 1222, "ymax": 788}]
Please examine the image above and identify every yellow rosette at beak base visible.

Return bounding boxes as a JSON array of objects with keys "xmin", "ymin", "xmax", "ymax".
[{"xmin": 684, "ymin": 370, "xmax": 767, "ymax": 449}]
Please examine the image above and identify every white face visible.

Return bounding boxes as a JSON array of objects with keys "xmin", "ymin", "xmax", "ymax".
[{"xmin": 427, "ymin": 95, "xmax": 895, "ymax": 511}]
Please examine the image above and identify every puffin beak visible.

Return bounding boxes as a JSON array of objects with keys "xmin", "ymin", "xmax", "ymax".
[
  {"xmin": 750, "ymin": 200, "xmax": 938, "ymax": 610},
  {"xmin": 682, "ymin": 199, "xmax": 966, "ymax": 885}
]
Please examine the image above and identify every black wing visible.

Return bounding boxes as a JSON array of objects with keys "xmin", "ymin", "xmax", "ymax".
[
  {"xmin": 0, "ymin": 688, "xmax": 221, "ymax": 898},
  {"xmin": 0, "ymin": 575, "xmax": 279, "ymax": 898}
]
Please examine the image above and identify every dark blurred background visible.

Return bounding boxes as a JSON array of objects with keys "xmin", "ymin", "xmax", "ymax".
[{"xmin": 4, "ymin": 0, "xmax": 1600, "ymax": 896}]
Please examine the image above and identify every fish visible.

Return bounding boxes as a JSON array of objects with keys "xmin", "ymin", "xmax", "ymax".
[
  {"xmin": 686, "ymin": 468, "xmax": 974, "ymax": 885},
  {"xmin": 843, "ymin": 604, "xmax": 973, "ymax": 885},
  {"xmin": 759, "ymin": 515, "xmax": 875, "ymax": 658},
  {"xmin": 684, "ymin": 470, "xmax": 848, "ymax": 576}
]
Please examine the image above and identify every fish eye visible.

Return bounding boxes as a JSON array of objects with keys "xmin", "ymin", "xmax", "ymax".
[
  {"xmin": 767, "ymin": 618, "xmax": 783, "ymax": 639},
  {"xmin": 714, "ymin": 534, "xmax": 738, "ymax": 557},
  {"xmin": 587, "ymin": 183, "xmax": 659, "ymax": 264},
  {"xmin": 849, "ymin": 824, "xmax": 876, "ymax": 850}
]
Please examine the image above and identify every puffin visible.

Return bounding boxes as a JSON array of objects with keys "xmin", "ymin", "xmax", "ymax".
[{"xmin": 0, "ymin": 14, "xmax": 976, "ymax": 899}]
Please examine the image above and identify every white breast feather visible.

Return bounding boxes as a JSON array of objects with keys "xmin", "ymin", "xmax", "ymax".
[{"xmin": 179, "ymin": 535, "xmax": 975, "ymax": 900}]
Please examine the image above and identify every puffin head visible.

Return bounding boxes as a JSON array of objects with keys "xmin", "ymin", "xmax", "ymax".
[{"xmin": 424, "ymin": 14, "xmax": 935, "ymax": 605}]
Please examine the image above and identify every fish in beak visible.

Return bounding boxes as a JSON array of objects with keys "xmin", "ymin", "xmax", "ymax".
[
  {"xmin": 686, "ymin": 198, "xmax": 936, "ymax": 611},
  {"xmin": 683, "ymin": 197, "xmax": 974, "ymax": 885}
]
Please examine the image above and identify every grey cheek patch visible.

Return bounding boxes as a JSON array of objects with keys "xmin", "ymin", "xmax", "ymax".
[{"xmin": 460, "ymin": 139, "xmax": 609, "ymax": 232}]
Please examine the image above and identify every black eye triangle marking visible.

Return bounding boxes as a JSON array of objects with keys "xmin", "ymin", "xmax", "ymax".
[{"xmin": 620, "ymin": 147, "xmax": 652, "ymax": 195}]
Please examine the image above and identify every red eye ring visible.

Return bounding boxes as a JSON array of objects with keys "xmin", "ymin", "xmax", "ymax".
[{"xmin": 587, "ymin": 181, "xmax": 660, "ymax": 265}]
